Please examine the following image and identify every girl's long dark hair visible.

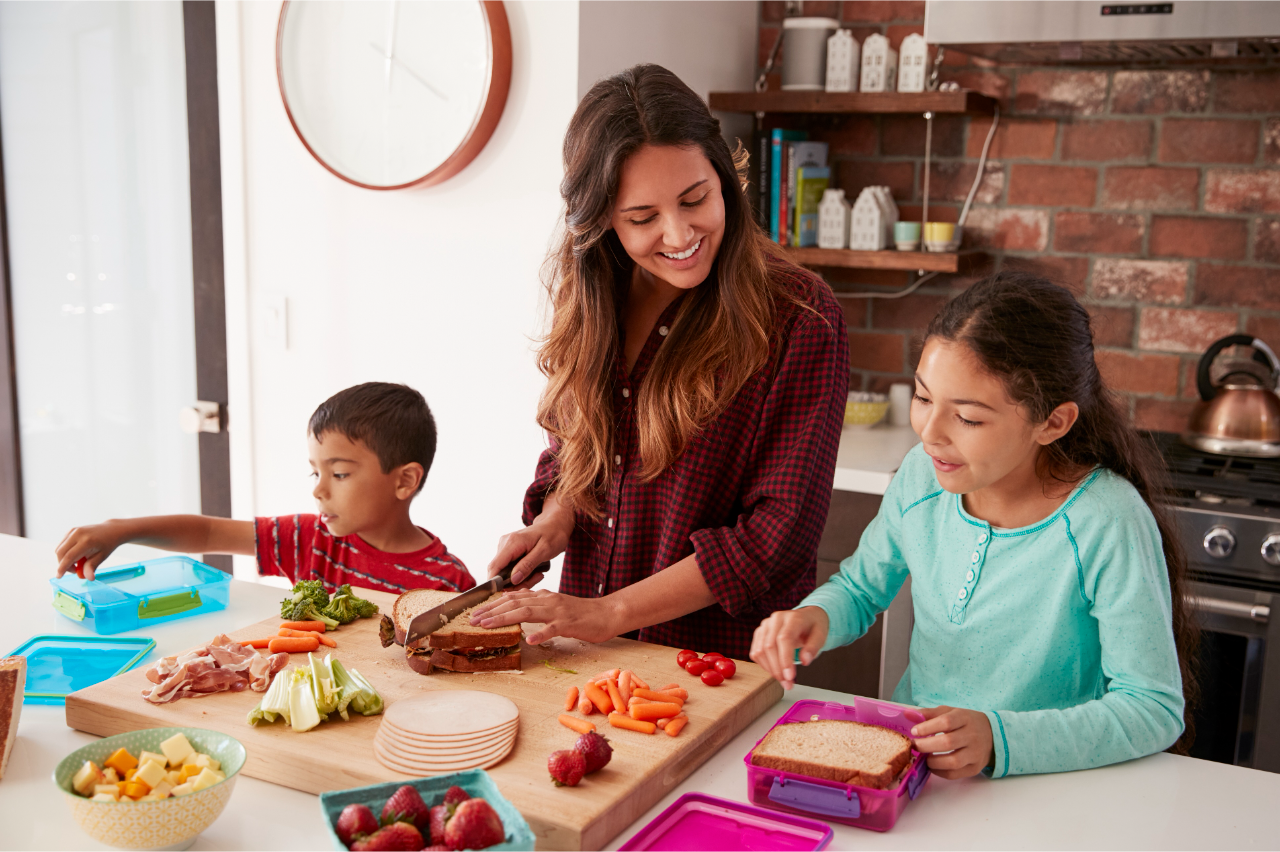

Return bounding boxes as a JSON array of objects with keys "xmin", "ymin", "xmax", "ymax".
[{"xmin": 926, "ymin": 272, "xmax": 1199, "ymax": 752}]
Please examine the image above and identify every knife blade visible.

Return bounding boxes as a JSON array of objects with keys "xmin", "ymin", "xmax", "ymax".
[{"xmin": 403, "ymin": 559, "xmax": 549, "ymax": 648}]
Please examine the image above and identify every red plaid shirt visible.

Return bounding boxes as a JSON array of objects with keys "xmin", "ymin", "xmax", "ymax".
[
  {"xmin": 255, "ymin": 514, "xmax": 474, "ymax": 595},
  {"xmin": 523, "ymin": 266, "xmax": 848, "ymax": 660}
]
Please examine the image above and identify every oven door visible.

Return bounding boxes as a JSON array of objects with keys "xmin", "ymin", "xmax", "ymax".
[{"xmin": 1185, "ymin": 580, "xmax": 1278, "ymax": 772}]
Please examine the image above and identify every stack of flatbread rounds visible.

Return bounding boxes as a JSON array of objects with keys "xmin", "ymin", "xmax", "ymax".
[{"xmin": 374, "ymin": 690, "xmax": 519, "ymax": 775}]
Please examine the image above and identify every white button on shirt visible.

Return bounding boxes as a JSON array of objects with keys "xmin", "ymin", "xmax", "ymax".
[
  {"xmin": 615, "ymin": 455, "xmax": 622, "ymax": 465},
  {"xmin": 978, "ymin": 532, "xmax": 989, "ymax": 544},
  {"xmin": 659, "ymin": 326, "xmax": 669, "ymax": 336},
  {"xmin": 622, "ymin": 388, "xmax": 630, "ymax": 398},
  {"xmin": 958, "ymin": 588, "xmax": 968, "ymax": 600},
  {"xmin": 966, "ymin": 570, "xmax": 975, "ymax": 582},
  {"xmin": 607, "ymin": 518, "xmax": 614, "ymax": 528},
  {"xmin": 971, "ymin": 551, "xmax": 980, "ymax": 564}
]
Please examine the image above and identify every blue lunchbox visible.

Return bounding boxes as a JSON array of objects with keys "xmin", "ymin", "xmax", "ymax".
[{"xmin": 49, "ymin": 556, "xmax": 231, "ymax": 635}]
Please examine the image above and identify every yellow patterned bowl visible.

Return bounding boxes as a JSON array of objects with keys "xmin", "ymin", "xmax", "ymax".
[
  {"xmin": 845, "ymin": 400, "xmax": 891, "ymax": 426},
  {"xmin": 53, "ymin": 726, "xmax": 245, "ymax": 850}
]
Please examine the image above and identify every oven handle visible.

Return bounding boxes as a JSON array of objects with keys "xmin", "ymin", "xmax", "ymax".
[{"xmin": 1185, "ymin": 594, "xmax": 1270, "ymax": 623}]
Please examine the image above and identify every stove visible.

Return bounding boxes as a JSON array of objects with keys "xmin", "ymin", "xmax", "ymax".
[{"xmin": 1151, "ymin": 432, "xmax": 1280, "ymax": 772}]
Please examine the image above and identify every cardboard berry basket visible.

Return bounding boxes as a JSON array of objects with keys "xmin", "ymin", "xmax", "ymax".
[{"xmin": 742, "ymin": 698, "xmax": 931, "ymax": 832}]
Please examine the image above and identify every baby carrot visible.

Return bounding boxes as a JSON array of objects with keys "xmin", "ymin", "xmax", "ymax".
[
  {"xmin": 605, "ymin": 678, "xmax": 625, "ymax": 715},
  {"xmin": 654, "ymin": 687, "xmax": 689, "ymax": 702},
  {"xmin": 618, "ymin": 670, "xmax": 633, "ymax": 706},
  {"xmin": 585, "ymin": 682, "xmax": 613, "ymax": 715},
  {"xmin": 268, "ymin": 636, "xmax": 319, "ymax": 654},
  {"xmin": 242, "ymin": 638, "xmax": 272, "ymax": 649},
  {"xmin": 628, "ymin": 696, "xmax": 653, "ymax": 707},
  {"xmin": 279, "ymin": 620, "xmax": 327, "ymax": 633},
  {"xmin": 634, "ymin": 688, "xmax": 684, "ymax": 706},
  {"xmin": 655, "ymin": 717, "xmax": 670, "ymax": 729},
  {"xmin": 629, "ymin": 672, "xmax": 650, "ymax": 691},
  {"xmin": 664, "ymin": 715, "xmax": 689, "ymax": 737},
  {"xmin": 578, "ymin": 691, "xmax": 596, "ymax": 715},
  {"xmin": 591, "ymin": 668, "xmax": 620, "ymax": 682},
  {"xmin": 658, "ymin": 683, "xmax": 679, "ymax": 692},
  {"xmin": 558, "ymin": 714, "xmax": 596, "ymax": 735},
  {"xmin": 630, "ymin": 701, "xmax": 682, "ymax": 722},
  {"xmin": 564, "ymin": 686, "xmax": 579, "ymax": 712},
  {"xmin": 608, "ymin": 712, "xmax": 656, "ymax": 734},
  {"xmin": 278, "ymin": 627, "xmax": 336, "ymax": 647}
]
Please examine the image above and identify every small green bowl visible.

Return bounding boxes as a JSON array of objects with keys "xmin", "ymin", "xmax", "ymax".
[
  {"xmin": 845, "ymin": 400, "xmax": 891, "ymax": 426},
  {"xmin": 53, "ymin": 727, "xmax": 246, "ymax": 850}
]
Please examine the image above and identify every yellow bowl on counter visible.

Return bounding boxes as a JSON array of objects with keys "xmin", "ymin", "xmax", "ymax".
[
  {"xmin": 53, "ymin": 727, "xmax": 245, "ymax": 850},
  {"xmin": 845, "ymin": 400, "xmax": 891, "ymax": 426}
]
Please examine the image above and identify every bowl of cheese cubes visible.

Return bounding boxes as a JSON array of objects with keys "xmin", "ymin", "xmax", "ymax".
[{"xmin": 53, "ymin": 727, "xmax": 245, "ymax": 850}]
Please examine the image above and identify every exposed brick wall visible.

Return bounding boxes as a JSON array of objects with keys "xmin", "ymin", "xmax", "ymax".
[{"xmin": 757, "ymin": 1, "xmax": 1280, "ymax": 428}]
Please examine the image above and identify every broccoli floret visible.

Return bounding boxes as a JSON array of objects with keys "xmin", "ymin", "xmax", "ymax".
[
  {"xmin": 280, "ymin": 580, "xmax": 329, "ymax": 621},
  {"xmin": 321, "ymin": 584, "xmax": 380, "ymax": 625},
  {"xmin": 284, "ymin": 598, "xmax": 341, "ymax": 630}
]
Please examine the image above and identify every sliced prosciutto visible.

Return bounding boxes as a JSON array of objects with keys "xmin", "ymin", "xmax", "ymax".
[{"xmin": 142, "ymin": 635, "xmax": 289, "ymax": 704}]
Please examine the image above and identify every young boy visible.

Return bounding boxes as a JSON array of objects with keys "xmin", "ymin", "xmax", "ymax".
[{"xmin": 53, "ymin": 382, "xmax": 475, "ymax": 595}]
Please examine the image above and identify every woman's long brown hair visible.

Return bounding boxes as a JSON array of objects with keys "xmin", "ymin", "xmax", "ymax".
[
  {"xmin": 926, "ymin": 272, "xmax": 1200, "ymax": 752},
  {"xmin": 538, "ymin": 64, "xmax": 804, "ymax": 518}
]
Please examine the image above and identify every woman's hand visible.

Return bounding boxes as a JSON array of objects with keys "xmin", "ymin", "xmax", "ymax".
[
  {"xmin": 487, "ymin": 494, "xmax": 575, "ymax": 587},
  {"xmin": 749, "ymin": 606, "xmax": 830, "ymax": 690},
  {"xmin": 910, "ymin": 706, "xmax": 995, "ymax": 780},
  {"xmin": 55, "ymin": 522, "xmax": 129, "ymax": 579},
  {"xmin": 468, "ymin": 589, "xmax": 617, "ymax": 645}
]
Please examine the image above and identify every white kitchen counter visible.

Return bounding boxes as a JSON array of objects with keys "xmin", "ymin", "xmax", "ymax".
[
  {"xmin": 3, "ymin": 532, "xmax": 1278, "ymax": 850},
  {"xmin": 833, "ymin": 423, "xmax": 920, "ymax": 495}
]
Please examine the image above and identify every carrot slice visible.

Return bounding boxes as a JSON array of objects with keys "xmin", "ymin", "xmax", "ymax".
[
  {"xmin": 634, "ymin": 688, "xmax": 684, "ymax": 706},
  {"xmin": 605, "ymin": 679, "xmax": 625, "ymax": 715},
  {"xmin": 564, "ymin": 686, "xmax": 579, "ymax": 712},
  {"xmin": 585, "ymin": 682, "xmax": 613, "ymax": 715},
  {"xmin": 630, "ymin": 701, "xmax": 682, "ymax": 722},
  {"xmin": 559, "ymin": 714, "xmax": 596, "ymax": 735},
  {"xmin": 665, "ymin": 715, "xmax": 689, "ymax": 737},
  {"xmin": 279, "ymin": 621, "xmax": 327, "ymax": 633},
  {"xmin": 278, "ymin": 627, "xmax": 336, "ymax": 647},
  {"xmin": 268, "ymin": 636, "xmax": 319, "ymax": 654},
  {"xmin": 608, "ymin": 712, "xmax": 656, "ymax": 734}
]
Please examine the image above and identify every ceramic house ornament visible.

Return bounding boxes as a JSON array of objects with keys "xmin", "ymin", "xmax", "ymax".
[
  {"xmin": 825, "ymin": 29, "xmax": 858, "ymax": 93},
  {"xmin": 898, "ymin": 34, "xmax": 929, "ymax": 93},
  {"xmin": 870, "ymin": 185, "xmax": 900, "ymax": 245},
  {"xmin": 860, "ymin": 33, "xmax": 897, "ymax": 93},
  {"xmin": 849, "ymin": 188, "xmax": 886, "ymax": 250},
  {"xmin": 817, "ymin": 189, "xmax": 851, "ymax": 249}
]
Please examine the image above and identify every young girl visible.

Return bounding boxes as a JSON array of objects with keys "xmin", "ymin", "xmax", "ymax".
[{"xmin": 751, "ymin": 272, "xmax": 1197, "ymax": 780}]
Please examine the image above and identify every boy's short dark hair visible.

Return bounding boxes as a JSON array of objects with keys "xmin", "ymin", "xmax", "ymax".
[{"xmin": 308, "ymin": 383, "xmax": 436, "ymax": 493}]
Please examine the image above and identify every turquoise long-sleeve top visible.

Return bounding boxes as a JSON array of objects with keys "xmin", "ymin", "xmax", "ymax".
[{"xmin": 801, "ymin": 444, "xmax": 1185, "ymax": 778}]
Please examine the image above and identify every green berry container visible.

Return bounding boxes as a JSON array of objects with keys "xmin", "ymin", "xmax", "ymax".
[{"xmin": 318, "ymin": 768, "xmax": 534, "ymax": 851}]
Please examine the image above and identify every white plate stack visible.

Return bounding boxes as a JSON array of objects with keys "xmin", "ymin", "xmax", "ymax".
[{"xmin": 374, "ymin": 691, "xmax": 519, "ymax": 776}]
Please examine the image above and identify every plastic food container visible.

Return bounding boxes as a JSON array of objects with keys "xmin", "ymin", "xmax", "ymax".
[
  {"xmin": 49, "ymin": 556, "xmax": 230, "ymax": 635},
  {"xmin": 318, "ymin": 768, "xmax": 534, "ymax": 851},
  {"xmin": 743, "ymin": 698, "xmax": 930, "ymax": 833},
  {"xmin": 620, "ymin": 792, "xmax": 833, "ymax": 851},
  {"xmin": 7, "ymin": 634, "xmax": 154, "ymax": 705}
]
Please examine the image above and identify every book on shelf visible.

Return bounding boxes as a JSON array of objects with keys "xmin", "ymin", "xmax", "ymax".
[
  {"xmin": 785, "ymin": 142, "xmax": 828, "ymax": 246},
  {"xmin": 769, "ymin": 128, "xmax": 806, "ymax": 243},
  {"xmin": 793, "ymin": 166, "xmax": 830, "ymax": 248}
]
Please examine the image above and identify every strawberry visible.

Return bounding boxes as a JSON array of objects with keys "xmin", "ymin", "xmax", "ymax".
[
  {"xmin": 421, "ymin": 846, "xmax": 449, "ymax": 851},
  {"xmin": 350, "ymin": 822, "xmax": 423, "ymax": 851},
  {"xmin": 442, "ymin": 785, "xmax": 470, "ymax": 810},
  {"xmin": 381, "ymin": 785, "xmax": 430, "ymax": 830},
  {"xmin": 428, "ymin": 805, "xmax": 449, "ymax": 847},
  {"xmin": 444, "ymin": 798, "xmax": 505, "ymax": 851},
  {"xmin": 337, "ymin": 803, "xmax": 381, "ymax": 847},
  {"xmin": 547, "ymin": 749, "xmax": 586, "ymax": 787},
  {"xmin": 573, "ymin": 731, "xmax": 613, "ymax": 774}
]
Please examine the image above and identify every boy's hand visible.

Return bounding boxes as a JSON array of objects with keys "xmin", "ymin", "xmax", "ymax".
[
  {"xmin": 55, "ymin": 522, "xmax": 126, "ymax": 580},
  {"xmin": 749, "ymin": 606, "xmax": 830, "ymax": 690},
  {"xmin": 487, "ymin": 493, "xmax": 574, "ymax": 586},
  {"xmin": 910, "ymin": 706, "xmax": 995, "ymax": 780}
]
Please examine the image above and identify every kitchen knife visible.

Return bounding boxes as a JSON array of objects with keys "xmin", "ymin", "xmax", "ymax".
[{"xmin": 403, "ymin": 559, "xmax": 549, "ymax": 648}]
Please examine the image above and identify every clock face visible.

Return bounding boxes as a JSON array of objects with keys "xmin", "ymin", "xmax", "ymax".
[{"xmin": 277, "ymin": 0, "xmax": 510, "ymax": 190}]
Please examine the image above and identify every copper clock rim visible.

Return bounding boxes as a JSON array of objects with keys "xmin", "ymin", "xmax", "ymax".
[{"xmin": 274, "ymin": 0, "xmax": 512, "ymax": 192}]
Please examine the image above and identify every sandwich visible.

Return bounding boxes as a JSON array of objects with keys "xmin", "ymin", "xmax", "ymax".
[
  {"xmin": 0, "ymin": 656, "xmax": 25, "ymax": 781},
  {"xmin": 382, "ymin": 589, "xmax": 522, "ymax": 675},
  {"xmin": 749, "ymin": 719, "xmax": 914, "ymax": 790}
]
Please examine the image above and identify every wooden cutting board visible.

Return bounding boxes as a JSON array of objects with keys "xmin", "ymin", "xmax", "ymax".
[{"xmin": 65, "ymin": 589, "xmax": 783, "ymax": 850}]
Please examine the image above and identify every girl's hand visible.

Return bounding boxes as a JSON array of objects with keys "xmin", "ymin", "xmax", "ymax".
[
  {"xmin": 467, "ymin": 589, "xmax": 615, "ymax": 645},
  {"xmin": 910, "ymin": 706, "xmax": 995, "ymax": 780},
  {"xmin": 749, "ymin": 606, "xmax": 830, "ymax": 690},
  {"xmin": 487, "ymin": 495, "xmax": 574, "ymax": 587},
  {"xmin": 55, "ymin": 522, "xmax": 127, "ymax": 580}
]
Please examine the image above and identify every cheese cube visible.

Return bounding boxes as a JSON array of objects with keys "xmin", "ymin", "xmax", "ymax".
[
  {"xmin": 102, "ymin": 767, "xmax": 120, "ymax": 784},
  {"xmin": 193, "ymin": 753, "xmax": 220, "ymax": 772},
  {"xmin": 115, "ymin": 780, "xmax": 129, "ymax": 793},
  {"xmin": 93, "ymin": 784, "xmax": 120, "ymax": 799},
  {"xmin": 178, "ymin": 764, "xmax": 202, "ymax": 783},
  {"xmin": 170, "ymin": 782, "xmax": 195, "ymax": 797},
  {"xmin": 182, "ymin": 753, "xmax": 200, "ymax": 768},
  {"xmin": 124, "ymin": 767, "xmax": 137, "ymax": 782},
  {"xmin": 104, "ymin": 748, "xmax": 138, "ymax": 775},
  {"xmin": 137, "ymin": 794, "xmax": 163, "ymax": 801},
  {"xmin": 190, "ymin": 768, "xmax": 221, "ymax": 792},
  {"xmin": 72, "ymin": 760, "xmax": 103, "ymax": 796},
  {"xmin": 139, "ymin": 750, "xmax": 167, "ymax": 768},
  {"xmin": 150, "ymin": 780, "xmax": 174, "ymax": 799},
  {"xmin": 165, "ymin": 770, "xmax": 182, "ymax": 786},
  {"xmin": 91, "ymin": 793, "xmax": 119, "ymax": 803},
  {"xmin": 122, "ymin": 781, "xmax": 149, "ymax": 799},
  {"xmin": 134, "ymin": 760, "xmax": 168, "ymax": 790},
  {"xmin": 160, "ymin": 733, "xmax": 195, "ymax": 767}
]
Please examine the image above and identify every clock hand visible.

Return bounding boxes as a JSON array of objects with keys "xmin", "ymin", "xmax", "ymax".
[{"xmin": 368, "ymin": 42, "xmax": 448, "ymax": 102}]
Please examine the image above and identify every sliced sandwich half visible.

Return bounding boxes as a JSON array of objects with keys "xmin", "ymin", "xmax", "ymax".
[{"xmin": 386, "ymin": 589, "xmax": 522, "ymax": 675}]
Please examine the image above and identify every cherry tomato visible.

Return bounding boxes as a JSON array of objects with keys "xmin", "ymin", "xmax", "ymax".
[
  {"xmin": 701, "ymin": 652, "xmax": 725, "ymax": 662},
  {"xmin": 73, "ymin": 558, "xmax": 87, "ymax": 580},
  {"xmin": 684, "ymin": 658, "xmax": 709, "ymax": 676},
  {"xmin": 700, "ymin": 669, "xmax": 725, "ymax": 686},
  {"xmin": 713, "ymin": 658, "xmax": 736, "ymax": 679},
  {"xmin": 676, "ymin": 649, "xmax": 699, "ymax": 668}
]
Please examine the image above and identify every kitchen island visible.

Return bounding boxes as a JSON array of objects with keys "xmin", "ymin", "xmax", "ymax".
[{"xmin": 3, "ymin": 533, "xmax": 1278, "ymax": 850}]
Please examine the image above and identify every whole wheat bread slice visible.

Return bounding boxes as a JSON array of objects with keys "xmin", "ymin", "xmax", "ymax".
[
  {"xmin": 392, "ymin": 588, "xmax": 521, "ymax": 650},
  {"xmin": 749, "ymin": 719, "xmax": 913, "ymax": 790}
]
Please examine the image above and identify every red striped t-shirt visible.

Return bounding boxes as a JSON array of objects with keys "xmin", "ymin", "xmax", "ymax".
[{"xmin": 254, "ymin": 514, "xmax": 475, "ymax": 595}]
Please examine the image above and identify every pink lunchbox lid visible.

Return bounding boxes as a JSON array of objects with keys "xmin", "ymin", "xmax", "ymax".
[{"xmin": 618, "ymin": 792, "xmax": 834, "ymax": 851}]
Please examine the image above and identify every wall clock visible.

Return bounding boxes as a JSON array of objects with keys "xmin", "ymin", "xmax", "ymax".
[{"xmin": 276, "ymin": 0, "xmax": 511, "ymax": 190}]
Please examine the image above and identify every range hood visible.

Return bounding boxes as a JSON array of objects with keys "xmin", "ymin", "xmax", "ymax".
[{"xmin": 924, "ymin": 1, "xmax": 1280, "ymax": 64}]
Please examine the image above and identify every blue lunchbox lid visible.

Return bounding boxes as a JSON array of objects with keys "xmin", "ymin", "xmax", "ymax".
[{"xmin": 6, "ymin": 634, "xmax": 155, "ymax": 705}]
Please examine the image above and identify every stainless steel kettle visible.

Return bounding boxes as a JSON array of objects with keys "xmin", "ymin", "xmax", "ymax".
[{"xmin": 1183, "ymin": 334, "xmax": 1280, "ymax": 458}]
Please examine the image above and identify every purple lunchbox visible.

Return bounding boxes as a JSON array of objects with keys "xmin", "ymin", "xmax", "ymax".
[
  {"xmin": 619, "ymin": 792, "xmax": 833, "ymax": 851},
  {"xmin": 743, "ymin": 697, "xmax": 930, "ymax": 833}
]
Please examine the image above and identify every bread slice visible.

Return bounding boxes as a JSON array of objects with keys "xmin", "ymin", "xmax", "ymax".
[
  {"xmin": 426, "ymin": 595, "xmax": 521, "ymax": 651},
  {"xmin": 0, "ymin": 656, "xmax": 26, "ymax": 781},
  {"xmin": 749, "ymin": 719, "xmax": 913, "ymax": 790},
  {"xmin": 392, "ymin": 588, "xmax": 522, "ymax": 678}
]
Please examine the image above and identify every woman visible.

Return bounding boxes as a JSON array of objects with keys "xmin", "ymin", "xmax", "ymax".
[{"xmin": 471, "ymin": 64, "xmax": 848, "ymax": 660}]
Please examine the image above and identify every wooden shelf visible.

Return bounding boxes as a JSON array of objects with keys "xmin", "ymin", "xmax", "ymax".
[
  {"xmin": 785, "ymin": 247, "xmax": 959, "ymax": 272},
  {"xmin": 708, "ymin": 90, "xmax": 996, "ymax": 115}
]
